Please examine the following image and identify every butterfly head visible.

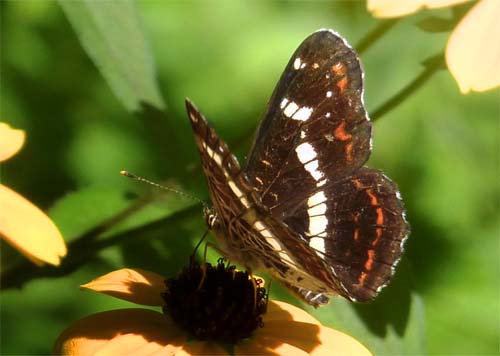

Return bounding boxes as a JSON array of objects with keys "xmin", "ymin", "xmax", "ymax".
[{"xmin": 203, "ymin": 205, "xmax": 218, "ymax": 230}]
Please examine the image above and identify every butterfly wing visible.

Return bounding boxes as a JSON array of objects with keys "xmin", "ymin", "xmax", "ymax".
[
  {"xmin": 186, "ymin": 99, "xmax": 348, "ymax": 306},
  {"xmin": 245, "ymin": 29, "xmax": 372, "ymax": 215},
  {"xmin": 244, "ymin": 30, "xmax": 409, "ymax": 302}
]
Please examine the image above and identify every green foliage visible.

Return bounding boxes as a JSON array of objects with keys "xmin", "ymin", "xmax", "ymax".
[
  {"xmin": 1, "ymin": 1, "xmax": 498, "ymax": 355},
  {"xmin": 58, "ymin": 0, "xmax": 164, "ymax": 111}
]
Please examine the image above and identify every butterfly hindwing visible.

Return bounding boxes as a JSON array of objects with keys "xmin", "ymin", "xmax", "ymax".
[{"xmin": 283, "ymin": 168, "xmax": 409, "ymax": 302}]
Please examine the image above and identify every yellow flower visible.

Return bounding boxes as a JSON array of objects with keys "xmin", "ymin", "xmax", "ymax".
[
  {"xmin": 54, "ymin": 263, "xmax": 372, "ymax": 355},
  {"xmin": 368, "ymin": 0, "xmax": 500, "ymax": 94},
  {"xmin": 0, "ymin": 122, "xmax": 66, "ymax": 266}
]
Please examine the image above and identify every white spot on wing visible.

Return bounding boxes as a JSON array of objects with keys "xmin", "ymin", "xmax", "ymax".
[
  {"xmin": 308, "ymin": 190, "xmax": 327, "ymax": 206},
  {"xmin": 326, "ymin": 91, "xmax": 332, "ymax": 98},
  {"xmin": 253, "ymin": 220, "xmax": 266, "ymax": 232},
  {"xmin": 252, "ymin": 221, "xmax": 296, "ymax": 267},
  {"xmin": 304, "ymin": 160, "xmax": 324, "ymax": 181},
  {"xmin": 204, "ymin": 144, "xmax": 221, "ymax": 164},
  {"xmin": 294, "ymin": 57, "xmax": 301, "ymax": 70},
  {"xmin": 316, "ymin": 179, "xmax": 327, "ymax": 187},
  {"xmin": 307, "ymin": 191, "xmax": 328, "ymax": 252},
  {"xmin": 283, "ymin": 101, "xmax": 299, "ymax": 117},
  {"xmin": 228, "ymin": 181, "xmax": 249, "ymax": 206},
  {"xmin": 204, "ymin": 144, "xmax": 250, "ymax": 208},
  {"xmin": 309, "ymin": 236, "xmax": 326, "ymax": 254},
  {"xmin": 292, "ymin": 106, "xmax": 313, "ymax": 121},
  {"xmin": 280, "ymin": 98, "xmax": 289, "ymax": 109},
  {"xmin": 295, "ymin": 143, "xmax": 324, "ymax": 181},
  {"xmin": 295, "ymin": 142, "xmax": 317, "ymax": 163},
  {"xmin": 308, "ymin": 201, "xmax": 326, "ymax": 216}
]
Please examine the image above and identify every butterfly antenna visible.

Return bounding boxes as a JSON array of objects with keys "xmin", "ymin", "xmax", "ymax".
[{"xmin": 120, "ymin": 170, "xmax": 208, "ymax": 209}]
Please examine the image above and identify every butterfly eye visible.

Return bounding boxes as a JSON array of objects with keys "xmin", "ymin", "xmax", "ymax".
[{"xmin": 203, "ymin": 207, "xmax": 218, "ymax": 229}]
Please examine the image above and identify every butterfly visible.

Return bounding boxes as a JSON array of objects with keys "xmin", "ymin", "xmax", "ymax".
[{"xmin": 185, "ymin": 29, "xmax": 410, "ymax": 307}]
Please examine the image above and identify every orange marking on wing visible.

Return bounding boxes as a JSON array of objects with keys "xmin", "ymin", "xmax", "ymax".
[
  {"xmin": 372, "ymin": 227, "xmax": 383, "ymax": 246},
  {"xmin": 336, "ymin": 77, "xmax": 348, "ymax": 93},
  {"xmin": 331, "ymin": 62, "xmax": 346, "ymax": 75},
  {"xmin": 366, "ymin": 189, "xmax": 379, "ymax": 206},
  {"xmin": 354, "ymin": 228, "xmax": 360, "ymax": 241},
  {"xmin": 364, "ymin": 249, "xmax": 375, "ymax": 271},
  {"xmin": 375, "ymin": 207, "xmax": 384, "ymax": 225},
  {"xmin": 358, "ymin": 272, "xmax": 367, "ymax": 285},
  {"xmin": 352, "ymin": 179, "xmax": 363, "ymax": 189},
  {"xmin": 334, "ymin": 122, "xmax": 352, "ymax": 141},
  {"xmin": 346, "ymin": 142, "xmax": 353, "ymax": 162}
]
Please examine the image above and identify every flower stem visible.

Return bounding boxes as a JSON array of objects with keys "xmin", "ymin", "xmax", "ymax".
[
  {"xmin": 371, "ymin": 53, "xmax": 446, "ymax": 122},
  {"xmin": 355, "ymin": 19, "xmax": 400, "ymax": 55}
]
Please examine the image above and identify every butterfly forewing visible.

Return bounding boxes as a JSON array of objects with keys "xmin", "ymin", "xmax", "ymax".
[{"xmin": 245, "ymin": 30, "xmax": 372, "ymax": 217}]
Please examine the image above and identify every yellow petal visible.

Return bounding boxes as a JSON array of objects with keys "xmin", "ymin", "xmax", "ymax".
[
  {"xmin": 368, "ymin": 0, "xmax": 470, "ymax": 18},
  {"xmin": 0, "ymin": 184, "xmax": 66, "ymax": 266},
  {"xmin": 81, "ymin": 268, "xmax": 167, "ymax": 306},
  {"xmin": 237, "ymin": 320, "xmax": 372, "ymax": 356},
  {"xmin": 446, "ymin": 0, "xmax": 500, "ymax": 93},
  {"xmin": 178, "ymin": 341, "xmax": 229, "ymax": 355},
  {"xmin": 265, "ymin": 301, "xmax": 320, "ymax": 324},
  {"xmin": 53, "ymin": 309, "xmax": 186, "ymax": 356},
  {"xmin": 0, "ymin": 122, "xmax": 25, "ymax": 162},
  {"xmin": 237, "ymin": 301, "xmax": 371, "ymax": 355}
]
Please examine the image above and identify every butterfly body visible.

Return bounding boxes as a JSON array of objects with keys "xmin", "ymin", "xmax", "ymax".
[{"xmin": 187, "ymin": 30, "xmax": 409, "ymax": 307}]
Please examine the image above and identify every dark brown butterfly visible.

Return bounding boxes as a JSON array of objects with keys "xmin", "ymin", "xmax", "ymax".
[{"xmin": 186, "ymin": 29, "xmax": 409, "ymax": 307}]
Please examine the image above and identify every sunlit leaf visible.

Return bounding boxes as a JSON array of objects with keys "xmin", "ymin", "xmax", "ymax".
[
  {"xmin": 58, "ymin": 0, "xmax": 165, "ymax": 111},
  {"xmin": 49, "ymin": 185, "xmax": 194, "ymax": 243},
  {"xmin": 306, "ymin": 263, "xmax": 426, "ymax": 355}
]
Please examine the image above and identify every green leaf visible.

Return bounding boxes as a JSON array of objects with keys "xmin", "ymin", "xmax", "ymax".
[
  {"xmin": 416, "ymin": 16, "xmax": 456, "ymax": 33},
  {"xmin": 305, "ymin": 262, "xmax": 426, "ymax": 355},
  {"xmin": 421, "ymin": 53, "xmax": 446, "ymax": 70},
  {"xmin": 58, "ymin": 0, "xmax": 165, "ymax": 111},
  {"xmin": 49, "ymin": 185, "xmax": 194, "ymax": 243}
]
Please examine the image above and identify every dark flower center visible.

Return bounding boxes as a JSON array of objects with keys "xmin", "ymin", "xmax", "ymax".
[{"xmin": 162, "ymin": 258, "xmax": 268, "ymax": 344}]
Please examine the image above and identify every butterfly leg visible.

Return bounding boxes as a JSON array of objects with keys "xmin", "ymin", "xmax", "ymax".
[
  {"xmin": 249, "ymin": 273, "xmax": 269, "ymax": 313},
  {"xmin": 190, "ymin": 229, "xmax": 210, "ymax": 265},
  {"xmin": 197, "ymin": 241, "xmax": 230, "ymax": 290}
]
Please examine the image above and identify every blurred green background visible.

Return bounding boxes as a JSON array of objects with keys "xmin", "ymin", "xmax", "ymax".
[{"xmin": 1, "ymin": 1, "xmax": 498, "ymax": 355}]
